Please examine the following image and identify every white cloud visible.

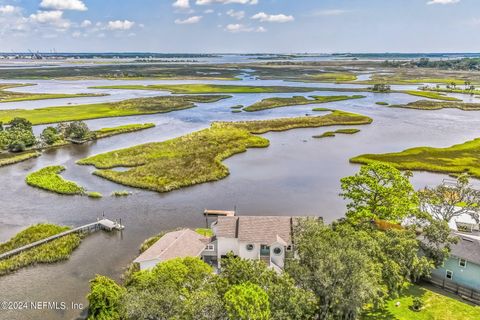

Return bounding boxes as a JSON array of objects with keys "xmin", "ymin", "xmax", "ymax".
[
  {"xmin": 225, "ymin": 23, "xmax": 265, "ymax": 33},
  {"xmin": 0, "ymin": 5, "xmax": 20, "ymax": 14},
  {"xmin": 251, "ymin": 12, "xmax": 294, "ymax": 23},
  {"xmin": 175, "ymin": 15, "xmax": 202, "ymax": 24},
  {"xmin": 313, "ymin": 9, "xmax": 347, "ymax": 16},
  {"xmin": 227, "ymin": 9, "xmax": 245, "ymax": 20},
  {"xmin": 173, "ymin": 0, "xmax": 190, "ymax": 9},
  {"xmin": 204, "ymin": 9, "xmax": 214, "ymax": 14},
  {"xmin": 427, "ymin": 0, "xmax": 460, "ymax": 4},
  {"xmin": 80, "ymin": 19, "xmax": 92, "ymax": 27},
  {"xmin": 29, "ymin": 10, "xmax": 70, "ymax": 29},
  {"xmin": 40, "ymin": 0, "xmax": 87, "ymax": 11},
  {"xmin": 196, "ymin": 0, "xmax": 257, "ymax": 5},
  {"xmin": 107, "ymin": 20, "xmax": 135, "ymax": 30}
]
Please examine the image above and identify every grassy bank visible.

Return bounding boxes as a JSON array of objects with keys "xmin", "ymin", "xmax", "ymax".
[
  {"xmin": 243, "ymin": 95, "xmax": 365, "ymax": 112},
  {"xmin": 90, "ymin": 84, "xmax": 322, "ymax": 94},
  {"xmin": 78, "ymin": 111, "xmax": 372, "ymax": 192},
  {"xmin": 350, "ymin": 137, "xmax": 480, "ymax": 178},
  {"xmin": 25, "ymin": 165, "xmax": 85, "ymax": 195},
  {"xmin": 303, "ymin": 72, "xmax": 358, "ymax": 83},
  {"xmin": 0, "ymin": 95, "xmax": 229, "ymax": 125},
  {"xmin": 0, "ymin": 224, "xmax": 82, "ymax": 276},
  {"xmin": 94, "ymin": 123, "xmax": 155, "ymax": 139},
  {"xmin": 362, "ymin": 284, "xmax": 480, "ymax": 320},
  {"xmin": 0, "ymin": 151, "xmax": 41, "ymax": 167},
  {"xmin": 390, "ymin": 100, "xmax": 480, "ymax": 111},
  {"xmin": 0, "ymin": 83, "xmax": 106, "ymax": 103},
  {"xmin": 403, "ymin": 90, "xmax": 461, "ymax": 101},
  {"xmin": 313, "ymin": 128, "xmax": 360, "ymax": 138},
  {"xmin": 421, "ymin": 87, "xmax": 480, "ymax": 96}
]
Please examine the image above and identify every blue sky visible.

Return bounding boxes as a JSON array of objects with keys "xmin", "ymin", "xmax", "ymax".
[{"xmin": 0, "ymin": 0, "xmax": 478, "ymax": 52}]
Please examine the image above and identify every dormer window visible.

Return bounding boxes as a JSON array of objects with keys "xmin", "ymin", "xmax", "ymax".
[
  {"xmin": 205, "ymin": 244, "xmax": 215, "ymax": 251},
  {"xmin": 459, "ymin": 259, "xmax": 467, "ymax": 268}
]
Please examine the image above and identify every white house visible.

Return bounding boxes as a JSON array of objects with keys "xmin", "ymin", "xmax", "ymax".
[
  {"xmin": 202, "ymin": 216, "xmax": 297, "ymax": 271},
  {"xmin": 134, "ymin": 229, "xmax": 210, "ymax": 270}
]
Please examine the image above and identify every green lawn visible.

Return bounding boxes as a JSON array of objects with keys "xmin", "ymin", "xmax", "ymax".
[
  {"xmin": 362, "ymin": 285, "xmax": 480, "ymax": 320},
  {"xmin": 195, "ymin": 228, "xmax": 214, "ymax": 237},
  {"xmin": 0, "ymin": 95, "xmax": 229, "ymax": 125},
  {"xmin": 243, "ymin": 95, "xmax": 365, "ymax": 112},
  {"xmin": 89, "ymin": 84, "xmax": 322, "ymax": 94},
  {"xmin": 350, "ymin": 137, "xmax": 480, "ymax": 178},
  {"xmin": 78, "ymin": 111, "xmax": 372, "ymax": 192}
]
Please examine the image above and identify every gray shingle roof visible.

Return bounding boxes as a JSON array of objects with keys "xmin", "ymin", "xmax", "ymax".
[
  {"xmin": 214, "ymin": 216, "xmax": 294, "ymax": 245},
  {"xmin": 451, "ymin": 234, "xmax": 480, "ymax": 266},
  {"xmin": 134, "ymin": 229, "xmax": 209, "ymax": 263}
]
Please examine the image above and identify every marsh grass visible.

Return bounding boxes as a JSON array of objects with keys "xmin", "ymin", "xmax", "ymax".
[
  {"xmin": 94, "ymin": 123, "xmax": 155, "ymax": 139},
  {"xmin": 375, "ymin": 102, "xmax": 389, "ymax": 106},
  {"xmin": 89, "ymin": 84, "xmax": 321, "ymax": 94},
  {"xmin": 243, "ymin": 95, "xmax": 365, "ymax": 112},
  {"xmin": 78, "ymin": 111, "xmax": 372, "ymax": 192},
  {"xmin": 0, "ymin": 95, "xmax": 230, "ymax": 125},
  {"xmin": 0, "ymin": 151, "xmax": 40, "ymax": 167},
  {"xmin": 351, "ymin": 137, "xmax": 480, "ymax": 178},
  {"xmin": 112, "ymin": 190, "xmax": 131, "ymax": 197},
  {"xmin": 87, "ymin": 192, "xmax": 103, "ymax": 198},
  {"xmin": 403, "ymin": 90, "xmax": 461, "ymax": 101},
  {"xmin": 390, "ymin": 100, "xmax": 480, "ymax": 111},
  {"xmin": 25, "ymin": 165, "xmax": 85, "ymax": 195},
  {"xmin": 0, "ymin": 224, "xmax": 82, "ymax": 276},
  {"xmin": 0, "ymin": 83, "xmax": 105, "ymax": 103},
  {"xmin": 313, "ymin": 128, "xmax": 360, "ymax": 138}
]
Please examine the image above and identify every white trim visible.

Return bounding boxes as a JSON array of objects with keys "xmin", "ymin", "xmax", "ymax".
[{"xmin": 459, "ymin": 258, "xmax": 467, "ymax": 268}]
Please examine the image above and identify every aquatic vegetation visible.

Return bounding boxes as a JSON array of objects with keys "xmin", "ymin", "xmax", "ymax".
[
  {"xmin": 303, "ymin": 72, "xmax": 358, "ymax": 82},
  {"xmin": 231, "ymin": 110, "xmax": 242, "ymax": 113},
  {"xmin": 111, "ymin": 190, "xmax": 131, "ymax": 197},
  {"xmin": 0, "ymin": 224, "xmax": 82, "ymax": 276},
  {"xmin": 375, "ymin": 102, "xmax": 389, "ymax": 106},
  {"xmin": 403, "ymin": 90, "xmax": 461, "ymax": 101},
  {"xmin": 230, "ymin": 105, "xmax": 244, "ymax": 109},
  {"xmin": 350, "ymin": 137, "xmax": 480, "ymax": 178},
  {"xmin": 89, "ymin": 84, "xmax": 322, "ymax": 94},
  {"xmin": 78, "ymin": 111, "xmax": 372, "ymax": 192},
  {"xmin": 243, "ymin": 95, "xmax": 365, "ymax": 112},
  {"xmin": 313, "ymin": 128, "xmax": 360, "ymax": 138},
  {"xmin": 312, "ymin": 107, "xmax": 332, "ymax": 112},
  {"xmin": 0, "ymin": 95, "xmax": 230, "ymax": 125},
  {"xmin": 25, "ymin": 165, "xmax": 85, "ymax": 195},
  {"xmin": 0, "ymin": 151, "xmax": 40, "ymax": 167},
  {"xmin": 390, "ymin": 100, "xmax": 480, "ymax": 111},
  {"xmin": 94, "ymin": 123, "xmax": 155, "ymax": 139},
  {"xmin": 87, "ymin": 192, "xmax": 103, "ymax": 198},
  {"xmin": 0, "ymin": 83, "xmax": 106, "ymax": 103}
]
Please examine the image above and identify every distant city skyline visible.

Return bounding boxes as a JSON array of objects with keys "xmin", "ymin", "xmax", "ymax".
[{"xmin": 0, "ymin": 0, "xmax": 479, "ymax": 53}]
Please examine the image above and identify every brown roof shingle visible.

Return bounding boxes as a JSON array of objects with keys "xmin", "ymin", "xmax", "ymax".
[{"xmin": 134, "ymin": 229, "xmax": 208, "ymax": 263}]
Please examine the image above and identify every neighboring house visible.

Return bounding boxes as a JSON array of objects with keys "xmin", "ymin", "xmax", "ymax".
[
  {"xmin": 448, "ymin": 213, "xmax": 480, "ymax": 233},
  {"xmin": 430, "ymin": 233, "xmax": 480, "ymax": 292},
  {"xmin": 202, "ymin": 216, "xmax": 299, "ymax": 271},
  {"xmin": 134, "ymin": 229, "xmax": 210, "ymax": 270}
]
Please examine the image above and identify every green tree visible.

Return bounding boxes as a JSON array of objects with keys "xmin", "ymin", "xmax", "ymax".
[
  {"xmin": 9, "ymin": 117, "xmax": 32, "ymax": 130},
  {"xmin": 220, "ymin": 255, "xmax": 317, "ymax": 320},
  {"xmin": 40, "ymin": 127, "xmax": 61, "ymax": 145},
  {"xmin": 419, "ymin": 175, "xmax": 480, "ymax": 223},
  {"xmin": 286, "ymin": 218, "xmax": 383, "ymax": 320},
  {"xmin": 65, "ymin": 121, "xmax": 91, "ymax": 140},
  {"xmin": 224, "ymin": 282, "xmax": 271, "ymax": 320},
  {"xmin": 87, "ymin": 275, "xmax": 125, "ymax": 320},
  {"xmin": 340, "ymin": 162, "xmax": 418, "ymax": 222}
]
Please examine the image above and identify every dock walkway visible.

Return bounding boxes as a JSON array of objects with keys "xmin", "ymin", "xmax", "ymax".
[{"xmin": 0, "ymin": 219, "xmax": 124, "ymax": 261}]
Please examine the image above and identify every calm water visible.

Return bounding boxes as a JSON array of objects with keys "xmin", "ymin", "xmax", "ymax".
[{"xmin": 0, "ymin": 77, "xmax": 480, "ymax": 319}]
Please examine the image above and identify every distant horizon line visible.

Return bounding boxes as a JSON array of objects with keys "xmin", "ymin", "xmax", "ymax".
[{"xmin": 1, "ymin": 52, "xmax": 480, "ymax": 55}]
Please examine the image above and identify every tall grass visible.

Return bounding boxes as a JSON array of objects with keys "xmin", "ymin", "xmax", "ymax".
[
  {"xmin": 0, "ymin": 224, "xmax": 81, "ymax": 276},
  {"xmin": 0, "ymin": 151, "xmax": 40, "ymax": 167},
  {"xmin": 25, "ymin": 165, "xmax": 85, "ymax": 195},
  {"xmin": 78, "ymin": 111, "xmax": 372, "ymax": 192},
  {"xmin": 243, "ymin": 95, "xmax": 365, "ymax": 112}
]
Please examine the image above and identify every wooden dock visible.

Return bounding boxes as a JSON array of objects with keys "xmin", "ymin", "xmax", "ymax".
[
  {"xmin": 204, "ymin": 209, "xmax": 236, "ymax": 217},
  {"xmin": 0, "ymin": 219, "xmax": 124, "ymax": 261}
]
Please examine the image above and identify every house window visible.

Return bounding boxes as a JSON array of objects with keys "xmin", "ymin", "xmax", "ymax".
[
  {"xmin": 459, "ymin": 259, "xmax": 467, "ymax": 268},
  {"xmin": 273, "ymin": 247, "xmax": 282, "ymax": 255},
  {"xmin": 205, "ymin": 244, "xmax": 215, "ymax": 251},
  {"xmin": 446, "ymin": 270, "xmax": 453, "ymax": 280},
  {"xmin": 246, "ymin": 244, "xmax": 254, "ymax": 251}
]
